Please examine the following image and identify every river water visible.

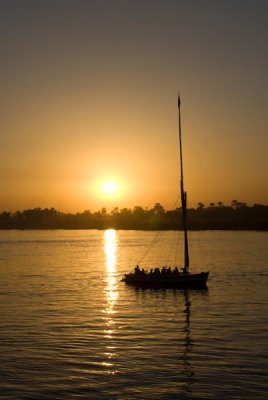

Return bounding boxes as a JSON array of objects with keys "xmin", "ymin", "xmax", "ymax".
[{"xmin": 0, "ymin": 230, "xmax": 267, "ymax": 399}]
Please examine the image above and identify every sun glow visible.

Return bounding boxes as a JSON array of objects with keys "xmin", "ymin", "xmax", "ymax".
[
  {"xmin": 102, "ymin": 181, "xmax": 118, "ymax": 195},
  {"xmin": 91, "ymin": 178, "xmax": 125, "ymax": 201}
]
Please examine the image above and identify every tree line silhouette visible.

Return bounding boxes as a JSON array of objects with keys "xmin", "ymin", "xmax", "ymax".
[{"xmin": 0, "ymin": 201, "xmax": 267, "ymax": 230}]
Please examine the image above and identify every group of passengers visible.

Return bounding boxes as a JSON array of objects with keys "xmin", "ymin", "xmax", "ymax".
[{"xmin": 134, "ymin": 265, "xmax": 183, "ymax": 276}]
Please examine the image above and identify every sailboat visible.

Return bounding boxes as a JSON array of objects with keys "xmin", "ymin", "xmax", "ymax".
[{"xmin": 123, "ymin": 95, "xmax": 209, "ymax": 289}]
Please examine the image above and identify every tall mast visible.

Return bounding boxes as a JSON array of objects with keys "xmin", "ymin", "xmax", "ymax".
[{"xmin": 178, "ymin": 95, "xmax": 189, "ymax": 272}]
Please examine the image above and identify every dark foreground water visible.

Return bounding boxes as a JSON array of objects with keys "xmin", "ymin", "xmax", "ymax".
[{"xmin": 0, "ymin": 230, "xmax": 267, "ymax": 399}]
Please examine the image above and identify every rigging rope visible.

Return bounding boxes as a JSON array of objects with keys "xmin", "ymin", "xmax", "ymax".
[{"xmin": 136, "ymin": 196, "xmax": 181, "ymax": 266}]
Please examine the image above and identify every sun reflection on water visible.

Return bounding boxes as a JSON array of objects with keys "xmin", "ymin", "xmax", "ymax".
[{"xmin": 103, "ymin": 229, "xmax": 118, "ymax": 374}]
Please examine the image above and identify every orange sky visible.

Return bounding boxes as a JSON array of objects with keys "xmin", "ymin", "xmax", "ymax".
[{"xmin": 1, "ymin": 1, "xmax": 267, "ymax": 212}]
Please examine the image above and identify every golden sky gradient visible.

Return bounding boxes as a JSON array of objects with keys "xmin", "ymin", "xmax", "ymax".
[{"xmin": 1, "ymin": 1, "xmax": 267, "ymax": 212}]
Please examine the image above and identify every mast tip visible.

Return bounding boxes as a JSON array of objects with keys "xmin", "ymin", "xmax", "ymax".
[{"xmin": 178, "ymin": 93, "xmax": 181, "ymax": 107}]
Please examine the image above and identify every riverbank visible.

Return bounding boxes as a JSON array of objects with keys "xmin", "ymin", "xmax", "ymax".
[{"xmin": 1, "ymin": 203, "xmax": 267, "ymax": 230}]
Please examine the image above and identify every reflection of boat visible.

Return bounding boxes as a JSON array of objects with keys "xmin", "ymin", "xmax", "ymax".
[{"xmin": 124, "ymin": 96, "xmax": 209, "ymax": 289}]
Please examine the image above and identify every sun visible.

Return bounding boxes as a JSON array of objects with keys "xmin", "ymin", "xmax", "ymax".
[
  {"xmin": 102, "ymin": 181, "xmax": 118, "ymax": 195},
  {"xmin": 90, "ymin": 177, "xmax": 124, "ymax": 203}
]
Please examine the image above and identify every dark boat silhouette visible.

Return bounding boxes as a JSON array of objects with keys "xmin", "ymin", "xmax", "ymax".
[{"xmin": 124, "ymin": 95, "xmax": 209, "ymax": 289}]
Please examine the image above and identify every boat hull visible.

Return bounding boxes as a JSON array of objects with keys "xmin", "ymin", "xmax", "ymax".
[{"xmin": 124, "ymin": 271, "xmax": 209, "ymax": 289}]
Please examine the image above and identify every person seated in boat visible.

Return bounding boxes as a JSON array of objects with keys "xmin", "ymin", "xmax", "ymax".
[
  {"xmin": 154, "ymin": 267, "xmax": 160, "ymax": 275},
  {"xmin": 134, "ymin": 265, "xmax": 141, "ymax": 274},
  {"xmin": 167, "ymin": 267, "xmax": 171, "ymax": 274},
  {"xmin": 161, "ymin": 267, "xmax": 167, "ymax": 275},
  {"xmin": 149, "ymin": 268, "xmax": 153, "ymax": 275},
  {"xmin": 173, "ymin": 266, "xmax": 179, "ymax": 275}
]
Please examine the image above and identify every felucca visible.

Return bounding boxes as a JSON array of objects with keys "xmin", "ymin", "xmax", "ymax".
[{"xmin": 124, "ymin": 96, "xmax": 209, "ymax": 289}]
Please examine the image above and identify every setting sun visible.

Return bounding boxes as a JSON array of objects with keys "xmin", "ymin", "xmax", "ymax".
[
  {"xmin": 102, "ymin": 182, "xmax": 117, "ymax": 195},
  {"xmin": 90, "ymin": 178, "xmax": 126, "ymax": 206}
]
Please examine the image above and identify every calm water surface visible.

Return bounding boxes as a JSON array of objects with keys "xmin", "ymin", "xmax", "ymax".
[{"xmin": 0, "ymin": 230, "xmax": 267, "ymax": 399}]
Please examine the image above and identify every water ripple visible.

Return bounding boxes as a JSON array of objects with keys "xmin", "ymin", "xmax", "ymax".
[{"xmin": 0, "ymin": 230, "xmax": 267, "ymax": 399}]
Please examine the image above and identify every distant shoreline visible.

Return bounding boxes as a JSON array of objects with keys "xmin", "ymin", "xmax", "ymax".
[{"xmin": 1, "ymin": 203, "xmax": 267, "ymax": 231}]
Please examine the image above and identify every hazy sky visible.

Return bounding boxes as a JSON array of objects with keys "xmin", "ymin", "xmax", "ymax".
[{"xmin": 1, "ymin": 0, "xmax": 267, "ymax": 212}]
